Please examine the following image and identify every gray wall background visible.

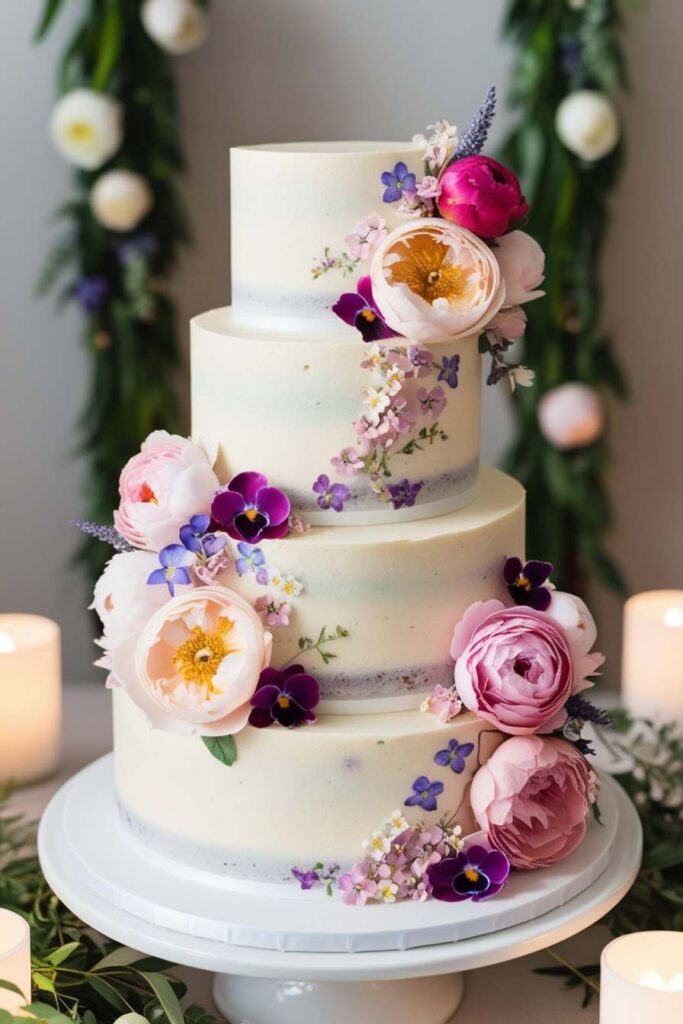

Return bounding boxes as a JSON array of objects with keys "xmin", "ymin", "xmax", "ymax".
[{"xmin": 1, "ymin": 0, "xmax": 681, "ymax": 685}]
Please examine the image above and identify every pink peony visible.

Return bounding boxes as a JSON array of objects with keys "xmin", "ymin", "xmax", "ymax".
[
  {"xmin": 437, "ymin": 156, "xmax": 529, "ymax": 239},
  {"xmin": 92, "ymin": 550, "xmax": 173, "ymax": 652},
  {"xmin": 485, "ymin": 306, "xmax": 527, "ymax": 344},
  {"xmin": 470, "ymin": 735, "xmax": 596, "ymax": 869},
  {"xmin": 114, "ymin": 430, "xmax": 220, "ymax": 552},
  {"xmin": 450, "ymin": 598, "xmax": 603, "ymax": 735},
  {"xmin": 493, "ymin": 230, "xmax": 545, "ymax": 307},
  {"xmin": 420, "ymin": 683, "xmax": 462, "ymax": 723}
]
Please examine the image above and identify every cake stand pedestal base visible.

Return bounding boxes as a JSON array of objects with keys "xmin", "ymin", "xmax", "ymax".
[{"xmin": 38, "ymin": 760, "xmax": 641, "ymax": 1024}]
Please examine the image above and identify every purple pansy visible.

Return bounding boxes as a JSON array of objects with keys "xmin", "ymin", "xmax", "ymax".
[
  {"xmin": 381, "ymin": 161, "xmax": 417, "ymax": 203},
  {"xmin": 211, "ymin": 472, "xmax": 290, "ymax": 544},
  {"xmin": 407, "ymin": 344, "xmax": 435, "ymax": 377},
  {"xmin": 426, "ymin": 845, "xmax": 510, "ymax": 903},
  {"xmin": 404, "ymin": 776, "xmax": 444, "ymax": 812},
  {"xmin": 291, "ymin": 866, "xmax": 320, "ymax": 890},
  {"xmin": 388, "ymin": 479, "xmax": 423, "ymax": 510},
  {"xmin": 179, "ymin": 514, "xmax": 225, "ymax": 558},
  {"xmin": 147, "ymin": 544, "xmax": 194, "ymax": 596},
  {"xmin": 437, "ymin": 353, "xmax": 460, "ymax": 389},
  {"xmin": 249, "ymin": 665, "xmax": 321, "ymax": 729},
  {"xmin": 313, "ymin": 474, "xmax": 351, "ymax": 512},
  {"xmin": 235, "ymin": 541, "xmax": 268, "ymax": 582},
  {"xmin": 73, "ymin": 275, "xmax": 110, "ymax": 314},
  {"xmin": 503, "ymin": 556, "xmax": 553, "ymax": 612},
  {"xmin": 332, "ymin": 276, "xmax": 395, "ymax": 342},
  {"xmin": 434, "ymin": 739, "xmax": 475, "ymax": 774}
]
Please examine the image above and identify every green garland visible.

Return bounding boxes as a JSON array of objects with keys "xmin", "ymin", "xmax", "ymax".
[
  {"xmin": 499, "ymin": 0, "xmax": 630, "ymax": 596},
  {"xmin": 36, "ymin": 0, "xmax": 208, "ymax": 580}
]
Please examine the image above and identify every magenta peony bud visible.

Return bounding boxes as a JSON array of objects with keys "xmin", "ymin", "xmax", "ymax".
[{"xmin": 437, "ymin": 156, "xmax": 529, "ymax": 239}]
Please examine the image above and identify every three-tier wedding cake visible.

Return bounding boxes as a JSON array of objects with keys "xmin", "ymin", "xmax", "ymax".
[{"xmin": 90, "ymin": 97, "xmax": 605, "ymax": 908}]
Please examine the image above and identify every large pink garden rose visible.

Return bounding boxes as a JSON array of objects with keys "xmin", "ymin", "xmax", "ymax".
[
  {"xmin": 114, "ymin": 430, "xmax": 220, "ymax": 551},
  {"xmin": 450, "ymin": 596, "xmax": 604, "ymax": 735},
  {"xmin": 437, "ymin": 156, "xmax": 529, "ymax": 239},
  {"xmin": 493, "ymin": 230, "xmax": 545, "ymax": 307},
  {"xmin": 470, "ymin": 735, "xmax": 596, "ymax": 869}
]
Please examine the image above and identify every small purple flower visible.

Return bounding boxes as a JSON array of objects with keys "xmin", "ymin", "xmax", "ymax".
[
  {"xmin": 292, "ymin": 866, "xmax": 320, "ymax": 890},
  {"xmin": 211, "ymin": 472, "xmax": 290, "ymax": 544},
  {"xmin": 503, "ymin": 556, "xmax": 553, "ymax": 612},
  {"xmin": 116, "ymin": 231, "xmax": 156, "ymax": 265},
  {"xmin": 147, "ymin": 544, "xmax": 194, "ymax": 596},
  {"xmin": 179, "ymin": 513, "xmax": 225, "ymax": 557},
  {"xmin": 388, "ymin": 479, "xmax": 423, "ymax": 510},
  {"xmin": 404, "ymin": 776, "xmax": 444, "ymax": 812},
  {"xmin": 235, "ymin": 541, "xmax": 267, "ymax": 581},
  {"xmin": 434, "ymin": 739, "xmax": 475, "ymax": 774},
  {"xmin": 249, "ymin": 665, "xmax": 320, "ymax": 729},
  {"xmin": 332, "ymin": 276, "xmax": 395, "ymax": 342},
  {"xmin": 437, "ymin": 353, "xmax": 460, "ymax": 389},
  {"xmin": 381, "ymin": 161, "xmax": 417, "ymax": 203},
  {"xmin": 427, "ymin": 845, "xmax": 510, "ymax": 903},
  {"xmin": 73, "ymin": 275, "xmax": 110, "ymax": 314},
  {"xmin": 417, "ymin": 385, "xmax": 446, "ymax": 421},
  {"xmin": 407, "ymin": 344, "xmax": 434, "ymax": 377},
  {"xmin": 313, "ymin": 474, "xmax": 350, "ymax": 512}
]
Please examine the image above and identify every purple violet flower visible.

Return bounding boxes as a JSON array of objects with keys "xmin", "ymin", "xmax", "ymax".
[
  {"xmin": 73, "ymin": 275, "xmax": 110, "ymax": 314},
  {"xmin": 407, "ymin": 344, "xmax": 435, "ymax": 377},
  {"xmin": 434, "ymin": 739, "xmax": 475, "ymax": 774},
  {"xmin": 404, "ymin": 776, "xmax": 444, "ymax": 812},
  {"xmin": 147, "ymin": 544, "xmax": 195, "ymax": 596},
  {"xmin": 235, "ymin": 541, "xmax": 267, "ymax": 581},
  {"xmin": 313, "ymin": 474, "xmax": 350, "ymax": 512},
  {"xmin": 249, "ymin": 665, "xmax": 321, "ymax": 729},
  {"xmin": 503, "ymin": 556, "xmax": 553, "ymax": 612},
  {"xmin": 437, "ymin": 353, "xmax": 460, "ymax": 389},
  {"xmin": 291, "ymin": 866, "xmax": 320, "ymax": 890},
  {"xmin": 388, "ymin": 479, "xmax": 423, "ymax": 510},
  {"xmin": 332, "ymin": 276, "xmax": 395, "ymax": 343},
  {"xmin": 427, "ymin": 845, "xmax": 510, "ymax": 903},
  {"xmin": 211, "ymin": 472, "xmax": 290, "ymax": 544},
  {"xmin": 381, "ymin": 161, "xmax": 417, "ymax": 203},
  {"xmin": 179, "ymin": 513, "xmax": 225, "ymax": 559}
]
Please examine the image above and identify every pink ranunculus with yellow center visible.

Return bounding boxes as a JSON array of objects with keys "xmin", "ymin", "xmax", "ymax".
[
  {"xmin": 111, "ymin": 585, "xmax": 272, "ymax": 735},
  {"xmin": 369, "ymin": 220, "xmax": 504, "ymax": 343},
  {"xmin": 114, "ymin": 430, "xmax": 220, "ymax": 552},
  {"xmin": 470, "ymin": 735, "xmax": 596, "ymax": 869},
  {"xmin": 436, "ymin": 156, "xmax": 529, "ymax": 239},
  {"xmin": 450, "ymin": 594, "xmax": 604, "ymax": 735}
]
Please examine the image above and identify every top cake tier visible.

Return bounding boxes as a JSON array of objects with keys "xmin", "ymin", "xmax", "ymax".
[{"xmin": 230, "ymin": 141, "xmax": 422, "ymax": 323}]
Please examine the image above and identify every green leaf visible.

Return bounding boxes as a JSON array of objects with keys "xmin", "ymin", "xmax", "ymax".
[
  {"xmin": 138, "ymin": 972, "xmax": 184, "ymax": 1024},
  {"xmin": 91, "ymin": 1, "xmax": 123, "ymax": 92},
  {"xmin": 34, "ymin": 0, "xmax": 67, "ymax": 41},
  {"xmin": 0, "ymin": 1009, "xmax": 13, "ymax": 1024},
  {"xmin": 87, "ymin": 976, "xmax": 131, "ymax": 1013},
  {"xmin": 201, "ymin": 735, "xmax": 237, "ymax": 767},
  {"xmin": 0, "ymin": 981, "xmax": 25, "ymax": 1000},
  {"xmin": 46, "ymin": 941, "xmax": 80, "ymax": 966},
  {"xmin": 31, "ymin": 974, "xmax": 56, "ymax": 995},
  {"xmin": 92, "ymin": 946, "xmax": 149, "ymax": 971}
]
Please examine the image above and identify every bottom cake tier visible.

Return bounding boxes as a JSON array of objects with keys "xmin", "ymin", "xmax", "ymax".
[{"xmin": 113, "ymin": 690, "xmax": 504, "ymax": 882}]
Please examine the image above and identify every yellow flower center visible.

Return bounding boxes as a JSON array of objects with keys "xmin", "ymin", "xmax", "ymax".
[
  {"xmin": 360, "ymin": 309, "xmax": 377, "ymax": 322},
  {"xmin": 277, "ymin": 695, "xmax": 291, "ymax": 709},
  {"xmin": 516, "ymin": 573, "xmax": 532, "ymax": 591},
  {"xmin": 389, "ymin": 234, "xmax": 470, "ymax": 305},
  {"xmin": 244, "ymin": 507, "xmax": 259, "ymax": 522},
  {"xmin": 66, "ymin": 120, "xmax": 95, "ymax": 143},
  {"xmin": 464, "ymin": 868, "xmax": 480, "ymax": 883},
  {"xmin": 173, "ymin": 617, "xmax": 234, "ymax": 694}
]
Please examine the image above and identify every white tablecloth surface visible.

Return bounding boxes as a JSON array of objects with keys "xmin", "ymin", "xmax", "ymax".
[{"xmin": 10, "ymin": 683, "xmax": 608, "ymax": 1022}]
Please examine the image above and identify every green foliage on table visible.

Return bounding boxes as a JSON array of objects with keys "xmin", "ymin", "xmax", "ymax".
[
  {"xmin": 499, "ymin": 0, "xmax": 631, "ymax": 595},
  {"xmin": 35, "ymin": 0, "xmax": 208, "ymax": 581}
]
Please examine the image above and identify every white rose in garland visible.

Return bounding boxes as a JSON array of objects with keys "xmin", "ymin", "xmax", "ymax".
[
  {"xmin": 49, "ymin": 89, "xmax": 123, "ymax": 170},
  {"xmin": 90, "ymin": 170, "xmax": 154, "ymax": 232},
  {"xmin": 538, "ymin": 382, "xmax": 604, "ymax": 450},
  {"xmin": 555, "ymin": 90, "xmax": 620, "ymax": 162},
  {"xmin": 141, "ymin": 0, "xmax": 207, "ymax": 55}
]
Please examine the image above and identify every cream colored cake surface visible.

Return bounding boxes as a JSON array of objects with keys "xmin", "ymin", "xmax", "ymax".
[{"xmin": 114, "ymin": 689, "xmax": 504, "ymax": 880}]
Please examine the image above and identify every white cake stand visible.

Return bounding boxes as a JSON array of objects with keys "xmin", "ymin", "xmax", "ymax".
[{"xmin": 38, "ymin": 756, "xmax": 641, "ymax": 1024}]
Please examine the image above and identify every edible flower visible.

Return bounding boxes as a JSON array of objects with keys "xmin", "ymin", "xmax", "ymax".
[
  {"xmin": 503, "ymin": 556, "xmax": 553, "ymax": 612},
  {"xmin": 249, "ymin": 664, "xmax": 320, "ymax": 728},
  {"xmin": 433, "ymin": 739, "xmax": 475, "ymax": 774},
  {"xmin": 380, "ymin": 161, "xmax": 417, "ymax": 202},
  {"xmin": 387, "ymin": 478, "xmax": 422, "ymax": 510},
  {"xmin": 426, "ymin": 845, "xmax": 510, "ymax": 902},
  {"xmin": 147, "ymin": 544, "xmax": 194, "ymax": 596},
  {"xmin": 404, "ymin": 775, "xmax": 444, "ymax": 812},
  {"xmin": 332, "ymin": 275, "xmax": 395, "ymax": 342},
  {"xmin": 313, "ymin": 474, "xmax": 350, "ymax": 512},
  {"xmin": 211, "ymin": 472, "xmax": 290, "ymax": 543}
]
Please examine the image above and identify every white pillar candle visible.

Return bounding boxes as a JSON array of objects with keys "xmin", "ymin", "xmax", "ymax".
[
  {"xmin": 621, "ymin": 590, "xmax": 683, "ymax": 725},
  {"xmin": 0, "ymin": 910, "xmax": 31, "ymax": 1014},
  {"xmin": 600, "ymin": 932, "xmax": 683, "ymax": 1024},
  {"xmin": 0, "ymin": 615, "xmax": 61, "ymax": 786}
]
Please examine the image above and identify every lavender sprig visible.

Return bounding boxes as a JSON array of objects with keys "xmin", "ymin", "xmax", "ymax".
[
  {"xmin": 565, "ymin": 695, "xmax": 613, "ymax": 729},
  {"xmin": 454, "ymin": 85, "xmax": 497, "ymax": 160},
  {"xmin": 71, "ymin": 519, "xmax": 133, "ymax": 552}
]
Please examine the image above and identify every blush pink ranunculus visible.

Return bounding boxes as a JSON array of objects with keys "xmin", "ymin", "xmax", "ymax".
[
  {"xmin": 493, "ymin": 230, "xmax": 545, "ymax": 307},
  {"xmin": 114, "ymin": 430, "xmax": 220, "ymax": 552},
  {"xmin": 470, "ymin": 735, "xmax": 596, "ymax": 869},
  {"xmin": 437, "ymin": 156, "xmax": 529, "ymax": 239},
  {"xmin": 450, "ymin": 599, "xmax": 593, "ymax": 735}
]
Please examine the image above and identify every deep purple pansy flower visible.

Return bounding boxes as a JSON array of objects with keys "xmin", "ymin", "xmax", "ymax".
[
  {"xmin": 291, "ymin": 866, "xmax": 320, "ymax": 890},
  {"xmin": 312, "ymin": 474, "xmax": 350, "ymax": 512},
  {"xmin": 179, "ymin": 514, "xmax": 225, "ymax": 557},
  {"xmin": 249, "ymin": 665, "xmax": 321, "ymax": 729},
  {"xmin": 73, "ymin": 275, "xmax": 110, "ymax": 314},
  {"xmin": 437, "ymin": 353, "xmax": 460, "ymax": 389},
  {"xmin": 404, "ymin": 776, "xmax": 444, "ymax": 812},
  {"xmin": 211, "ymin": 472, "xmax": 290, "ymax": 544},
  {"xmin": 332, "ymin": 276, "xmax": 395, "ymax": 343},
  {"xmin": 147, "ymin": 544, "xmax": 194, "ymax": 596},
  {"xmin": 427, "ymin": 845, "xmax": 510, "ymax": 903},
  {"xmin": 381, "ymin": 161, "xmax": 417, "ymax": 203},
  {"xmin": 434, "ymin": 739, "xmax": 475, "ymax": 774},
  {"xmin": 503, "ymin": 556, "xmax": 553, "ymax": 612},
  {"xmin": 388, "ymin": 479, "xmax": 423, "ymax": 510}
]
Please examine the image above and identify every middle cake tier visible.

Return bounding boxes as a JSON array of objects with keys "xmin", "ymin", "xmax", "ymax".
[
  {"xmin": 191, "ymin": 306, "xmax": 483, "ymax": 526},
  {"xmin": 225, "ymin": 467, "xmax": 524, "ymax": 712}
]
